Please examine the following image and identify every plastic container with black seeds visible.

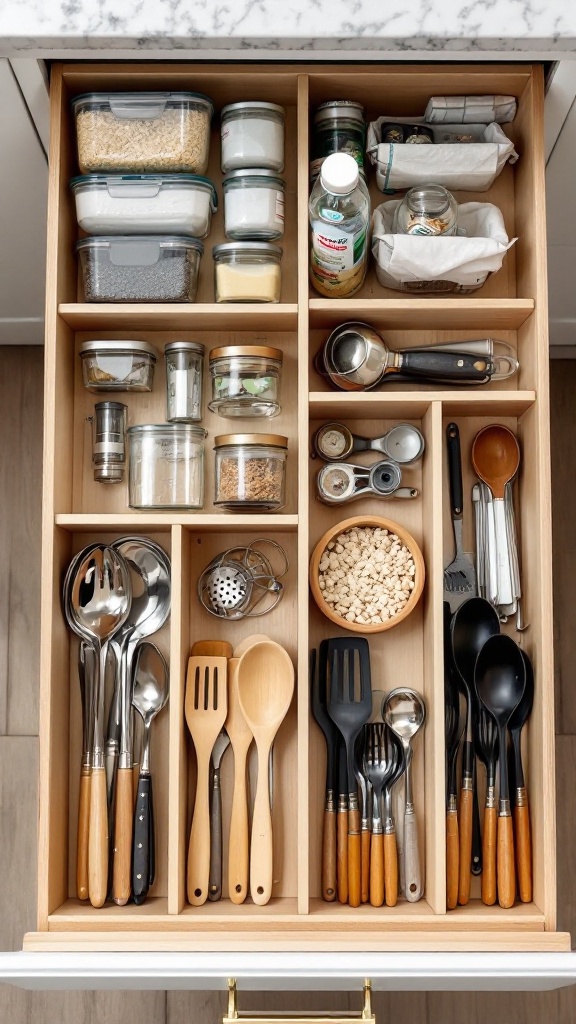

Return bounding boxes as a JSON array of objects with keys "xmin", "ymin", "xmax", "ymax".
[
  {"xmin": 76, "ymin": 235, "xmax": 204, "ymax": 302},
  {"xmin": 213, "ymin": 433, "xmax": 288, "ymax": 512}
]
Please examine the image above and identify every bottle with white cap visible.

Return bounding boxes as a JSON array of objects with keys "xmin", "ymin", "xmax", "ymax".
[{"xmin": 309, "ymin": 151, "xmax": 370, "ymax": 297}]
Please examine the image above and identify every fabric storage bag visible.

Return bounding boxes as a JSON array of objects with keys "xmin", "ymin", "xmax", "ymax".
[
  {"xmin": 371, "ymin": 200, "xmax": 517, "ymax": 293},
  {"xmin": 367, "ymin": 119, "xmax": 518, "ymax": 192}
]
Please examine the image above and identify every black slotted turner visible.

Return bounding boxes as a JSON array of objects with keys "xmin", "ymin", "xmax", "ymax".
[
  {"xmin": 327, "ymin": 637, "xmax": 372, "ymax": 908},
  {"xmin": 310, "ymin": 642, "xmax": 339, "ymax": 902}
]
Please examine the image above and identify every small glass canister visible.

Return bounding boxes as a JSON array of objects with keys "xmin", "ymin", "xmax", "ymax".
[
  {"xmin": 208, "ymin": 345, "xmax": 282, "ymax": 418},
  {"xmin": 213, "ymin": 242, "xmax": 282, "ymax": 303},
  {"xmin": 92, "ymin": 401, "xmax": 127, "ymax": 483},
  {"xmin": 393, "ymin": 184, "xmax": 458, "ymax": 236},
  {"xmin": 221, "ymin": 101, "xmax": 285, "ymax": 172},
  {"xmin": 222, "ymin": 169, "xmax": 285, "ymax": 241},
  {"xmin": 127, "ymin": 423, "xmax": 207, "ymax": 509},
  {"xmin": 214, "ymin": 433, "xmax": 288, "ymax": 512},
  {"xmin": 310, "ymin": 100, "xmax": 366, "ymax": 182},
  {"xmin": 165, "ymin": 341, "xmax": 205, "ymax": 422}
]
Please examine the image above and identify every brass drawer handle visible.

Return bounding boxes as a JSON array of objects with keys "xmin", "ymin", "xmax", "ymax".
[{"xmin": 224, "ymin": 979, "xmax": 375, "ymax": 1024}]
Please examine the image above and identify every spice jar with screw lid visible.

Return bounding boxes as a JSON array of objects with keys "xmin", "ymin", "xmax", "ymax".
[
  {"xmin": 92, "ymin": 400, "xmax": 127, "ymax": 483},
  {"xmin": 127, "ymin": 423, "xmax": 207, "ymax": 509},
  {"xmin": 221, "ymin": 101, "xmax": 285, "ymax": 172},
  {"xmin": 213, "ymin": 242, "xmax": 282, "ymax": 303},
  {"xmin": 165, "ymin": 341, "xmax": 205, "ymax": 422},
  {"xmin": 208, "ymin": 345, "xmax": 282, "ymax": 418},
  {"xmin": 214, "ymin": 433, "xmax": 288, "ymax": 512},
  {"xmin": 310, "ymin": 100, "xmax": 366, "ymax": 182}
]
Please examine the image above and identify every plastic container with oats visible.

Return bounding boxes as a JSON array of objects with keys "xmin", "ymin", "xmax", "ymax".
[{"xmin": 72, "ymin": 92, "xmax": 214, "ymax": 175}]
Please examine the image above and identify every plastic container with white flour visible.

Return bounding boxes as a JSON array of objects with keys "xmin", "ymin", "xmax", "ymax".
[{"xmin": 70, "ymin": 174, "xmax": 217, "ymax": 237}]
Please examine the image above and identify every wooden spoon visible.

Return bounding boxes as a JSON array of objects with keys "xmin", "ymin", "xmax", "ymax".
[
  {"xmin": 237, "ymin": 641, "xmax": 294, "ymax": 905},
  {"xmin": 472, "ymin": 425, "xmax": 520, "ymax": 608},
  {"xmin": 233, "ymin": 634, "xmax": 270, "ymax": 657},
  {"xmin": 225, "ymin": 657, "xmax": 253, "ymax": 904}
]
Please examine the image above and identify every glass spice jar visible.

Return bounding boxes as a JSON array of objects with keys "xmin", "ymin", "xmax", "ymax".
[
  {"xmin": 164, "ymin": 341, "xmax": 205, "ymax": 422},
  {"xmin": 208, "ymin": 345, "xmax": 282, "ymax": 418},
  {"xmin": 214, "ymin": 433, "xmax": 288, "ymax": 512},
  {"xmin": 393, "ymin": 184, "xmax": 458, "ymax": 236},
  {"xmin": 213, "ymin": 242, "xmax": 282, "ymax": 303},
  {"xmin": 92, "ymin": 401, "xmax": 127, "ymax": 483},
  {"xmin": 310, "ymin": 100, "xmax": 366, "ymax": 182},
  {"xmin": 127, "ymin": 423, "xmax": 207, "ymax": 509},
  {"xmin": 221, "ymin": 101, "xmax": 285, "ymax": 172}
]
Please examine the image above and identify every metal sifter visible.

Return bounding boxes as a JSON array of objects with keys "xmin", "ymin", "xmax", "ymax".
[{"xmin": 198, "ymin": 540, "xmax": 289, "ymax": 619}]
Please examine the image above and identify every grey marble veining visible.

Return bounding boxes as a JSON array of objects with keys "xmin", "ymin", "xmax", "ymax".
[{"xmin": 0, "ymin": 0, "xmax": 575, "ymax": 54}]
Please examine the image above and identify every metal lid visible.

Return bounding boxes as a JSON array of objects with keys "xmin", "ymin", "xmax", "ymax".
[
  {"xmin": 79, "ymin": 339, "xmax": 158, "ymax": 360},
  {"xmin": 209, "ymin": 345, "xmax": 282, "ymax": 361},
  {"xmin": 212, "ymin": 242, "xmax": 282, "ymax": 260},
  {"xmin": 75, "ymin": 235, "xmax": 204, "ymax": 253},
  {"xmin": 127, "ymin": 423, "xmax": 207, "ymax": 439},
  {"xmin": 164, "ymin": 341, "xmax": 205, "ymax": 355},
  {"xmin": 221, "ymin": 101, "xmax": 285, "ymax": 117},
  {"xmin": 72, "ymin": 91, "xmax": 214, "ymax": 115},
  {"xmin": 222, "ymin": 168, "xmax": 285, "ymax": 189},
  {"xmin": 214, "ymin": 433, "xmax": 288, "ymax": 448},
  {"xmin": 314, "ymin": 100, "xmax": 365, "ymax": 125},
  {"xmin": 70, "ymin": 173, "xmax": 217, "ymax": 204},
  {"xmin": 94, "ymin": 400, "xmax": 127, "ymax": 411}
]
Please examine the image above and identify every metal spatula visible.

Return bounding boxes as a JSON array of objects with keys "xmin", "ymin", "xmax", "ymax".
[
  {"xmin": 327, "ymin": 637, "xmax": 372, "ymax": 908},
  {"xmin": 444, "ymin": 422, "xmax": 476, "ymax": 610}
]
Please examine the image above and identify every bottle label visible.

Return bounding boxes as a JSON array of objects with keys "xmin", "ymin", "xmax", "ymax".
[{"xmin": 310, "ymin": 220, "xmax": 367, "ymax": 294}]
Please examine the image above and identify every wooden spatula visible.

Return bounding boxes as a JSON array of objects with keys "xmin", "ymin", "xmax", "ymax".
[
  {"xmin": 191, "ymin": 641, "xmax": 233, "ymax": 659},
  {"xmin": 185, "ymin": 656, "xmax": 227, "ymax": 906}
]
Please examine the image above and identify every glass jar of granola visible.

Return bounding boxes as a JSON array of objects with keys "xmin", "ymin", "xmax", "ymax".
[{"xmin": 213, "ymin": 433, "xmax": 288, "ymax": 512}]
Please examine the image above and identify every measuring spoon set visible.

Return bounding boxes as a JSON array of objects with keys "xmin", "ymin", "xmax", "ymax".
[{"xmin": 313, "ymin": 421, "xmax": 425, "ymax": 505}]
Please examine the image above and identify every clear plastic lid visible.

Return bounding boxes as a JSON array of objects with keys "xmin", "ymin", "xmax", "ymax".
[
  {"xmin": 72, "ymin": 92, "xmax": 214, "ymax": 119},
  {"xmin": 70, "ymin": 174, "xmax": 217, "ymax": 208},
  {"xmin": 222, "ymin": 169, "xmax": 285, "ymax": 190},
  {"xmin": 76, "ymin": 235, "xmax": 204, "ymax": 265},
  {"xmin": 212, "ymin": 242, "xmax": 282, "ymax": 262}
]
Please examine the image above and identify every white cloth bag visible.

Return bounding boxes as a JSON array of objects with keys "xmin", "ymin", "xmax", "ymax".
[{"xmin": 371, "ymin": 200, "xmax": 517, "ymax": 291}]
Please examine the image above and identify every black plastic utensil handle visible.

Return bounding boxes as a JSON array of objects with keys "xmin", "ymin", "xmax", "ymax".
[
  {"xmin": 446, "ymin": 422, "xmax": 463, "ymax": 517},
  {"xmin": 399, "ymin": 350, "xmax": 492, "ymax": 382},
  {"xmin": 132, "ymin": 772, "xmax": 152, "ymax": 906},
  {"xmin": 148, "ymin": 775, "xmax": 155, "ymax": 889},
  {"xmin": 471, "ymin": 764, "xmax": 483, "ymax": 875}
]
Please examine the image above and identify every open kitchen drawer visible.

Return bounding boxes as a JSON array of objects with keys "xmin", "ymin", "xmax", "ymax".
[{"xmin": 7, "ymin": 59, "xmax": 575, "ymax": 989}]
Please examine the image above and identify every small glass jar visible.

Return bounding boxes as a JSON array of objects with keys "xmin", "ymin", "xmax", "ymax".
[
  {"xmin": 214, "ymin": 433, "xmax": 288, "ymax": 511},
  {"xmin": 222, "ymin": 169, "xmax": 285, "ymax": 241},
  {"xmin": 221, "ymin": 101, "xmax": 285, "ymax": 172},
  {"xmin": 165, "ymin": 341, "xmax": 204, "ymax": 422},
  {"xmin": 310, "ymin": 100, "xmax": 366, "ymax": 182},
  {"xmin": 208, "ymin": 345, "xmax": 282, "ymax": 418},
  {"xmin": 127, "ymin": 423, "xmax": 207, "ymax": 509},
  {"xmin": 92, "ymin": 401, "xmax": 127, "ymax": 483},
  {"xmin": 80, "ymin": 339, "xmax": 158, "ymax": 392},
  {"xmin": 393, "ymin": 184, "xmax": 458, "ymax": 236},
  {"xmin": 213, "ymin": 242, "xmax": 282, "ymax": 303}
]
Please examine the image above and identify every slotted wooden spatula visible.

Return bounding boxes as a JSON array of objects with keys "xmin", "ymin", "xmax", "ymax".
[{"xmin": 185, "ymin": 656, "xmax": 227, "ymax": 906}]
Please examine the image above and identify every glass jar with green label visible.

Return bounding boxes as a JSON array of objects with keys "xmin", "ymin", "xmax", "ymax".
[
  {"xmin": 310, "ymin": 101, "xmax": 366, "ymax": 183},
  {"xmin": 309, "ymin": 152, "xmax": 370, "ymax": 298}
]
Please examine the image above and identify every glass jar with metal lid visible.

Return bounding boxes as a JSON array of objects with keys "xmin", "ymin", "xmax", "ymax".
[
  {"xmin": 310, "ymin": 100, "xmax": 366, "ymax": 182},
  {"xmin": 393, "ymin": 184, "xmax": 458, "ymax": 236},
  {"xmin": 79, "ymin": 338, "xmax": 158, "ymax": 391},
  {"xmin": 222, "ymin": 169, "xmax": 285, "ymax": 241},
  {"xmin": 127, "ymin": 423, "xmax": 207, "ymax": 509},
  {"xmin": 209, "ymin": 345, "xmax": 283, "ymax": 418},
  {"xmin": 165, "ymin": 341, "xmax": 205, "ymax": 423},
  {"xmin": 213, "ymin": 242, "xmax": 282, "ymax": 303},
  {"xmin": 221, "ymin": 101, "xmax": 285, "ymax": 172},
  {"xmin": 214, "ymin": 433, "xmax": 288, "ymax": 511}
]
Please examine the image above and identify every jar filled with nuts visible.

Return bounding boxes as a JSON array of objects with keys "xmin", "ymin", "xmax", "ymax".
[{"xmin": 213, "ymin": 433, "xmax": 288, "ymax": 512}]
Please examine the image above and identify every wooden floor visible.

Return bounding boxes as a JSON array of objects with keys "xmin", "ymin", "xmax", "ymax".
[{"xmin": 1, "ymin": 347, "xmax": 576, "ymax": 1019}]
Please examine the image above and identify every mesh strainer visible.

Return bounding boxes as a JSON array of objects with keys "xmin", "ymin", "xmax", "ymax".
[{"xmin": 198, "ymin": 540, "xmax": 288, "ymax": 619}]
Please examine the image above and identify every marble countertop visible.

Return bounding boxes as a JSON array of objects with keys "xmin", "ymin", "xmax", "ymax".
[{"xmin": 0, "ymin": 0, "xmax": 575, "ymax": 58}]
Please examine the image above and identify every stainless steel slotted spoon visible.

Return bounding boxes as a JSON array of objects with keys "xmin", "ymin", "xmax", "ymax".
[{"xmin": 444, "ymin": 422, "xmax": 476, "ymax": 610}]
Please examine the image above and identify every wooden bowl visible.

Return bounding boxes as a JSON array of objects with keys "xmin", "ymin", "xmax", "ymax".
[{"xmin": 309, "ymin": 515, "xmax": 425, "ymax": 634}]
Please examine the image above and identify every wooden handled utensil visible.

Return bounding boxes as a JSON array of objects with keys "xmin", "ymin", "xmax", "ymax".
[
  {"xmin": 474, "ymin": 701, "xmax": 499, "ymax": 906},
  {"xmin": 472, "ymin": 425, "xmax": 520, "ymax": 608},
  {"xmin": 237, "ymin": 640, "xmax": 294, "ymax": 906},
  {"xmin": 185, "ymin": 656, "xmax": 228, "ymax": 906},
  {"xmin": 509, "ymin": 649, "xmax": 534, "ymax": 903}
]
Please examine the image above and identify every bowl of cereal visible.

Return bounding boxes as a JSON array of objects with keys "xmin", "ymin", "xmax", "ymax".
[{"xmin": 310, "ymin": 515, "xmax": 425, "ymax": 633}]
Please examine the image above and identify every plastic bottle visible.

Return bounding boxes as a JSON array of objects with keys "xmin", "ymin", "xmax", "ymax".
[{"xmin": 309, "ymin": 152, "xmax": 370, "ymax": 298}]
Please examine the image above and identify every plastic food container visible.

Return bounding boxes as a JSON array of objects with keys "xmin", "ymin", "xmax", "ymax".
[
  {"xmin": 76, "ymin": 236, "xmax": 204, "ymax": 303},
  {"xmin": 70, "ymin": 174, "xmax": 217, "ymax": 237},
  {"xmin": 208, "ymin": 345, "xmax": 282, "ymax": 418},
  {"xmin": 79, "ymin": 339, "xmax": 158, "ymax": 391},
  {"xmin": 127, "ymin": 423, "xmax": 207, "ymax": 509},
  {"xmin": 310, "ymin": 100, "xmax": 366, "ymax": 181},
  {"xmin": 221, "ymin": 101, "xmax": 285, "ymax": 172},
  {"xmin": 222, "ymin": 169, "xmax": 285, "ymax": 241},
  {"xmin": 165, "ymin": 341, "xmax": 205, "ymax": 422},
  {"xmin": 213, "ymin": 242, "xmax": 282, "ymax": 303},
  {"xmin": 72, "ymin": 92, "xmax": 214, "ymax": 175},
  {"xmin": 214, "ymin": 433, "xmax": 288, "ymax": 511}
]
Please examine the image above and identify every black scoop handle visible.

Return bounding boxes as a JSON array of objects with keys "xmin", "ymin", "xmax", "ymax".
[
  {"xmin": 397, "ymin": 350, "xmax": 492, "ymax": 382},
  {"xmin": 132, "ymin": 773, "xmax": 152, "ymax": 905},
  {"xmin": 446, "ymin": 422, "xmax": 463, "ymax": 518}
]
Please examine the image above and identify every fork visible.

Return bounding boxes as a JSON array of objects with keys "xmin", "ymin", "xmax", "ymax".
[
  {"xmin": 362, "ymin": 723, "xmax": 388, "ymax": 907},
  {"xmin": 185, "ymin": 656, "xmax": 228, "ymax": 906},
  {"xmin": 444, "ymin": 423, "xmax": 476, "ymax": 609}
]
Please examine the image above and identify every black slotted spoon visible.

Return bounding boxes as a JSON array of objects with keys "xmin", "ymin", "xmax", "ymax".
[{"xmin": 327, "ymin": 637, "xmax": 372, "ymax": 909}]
